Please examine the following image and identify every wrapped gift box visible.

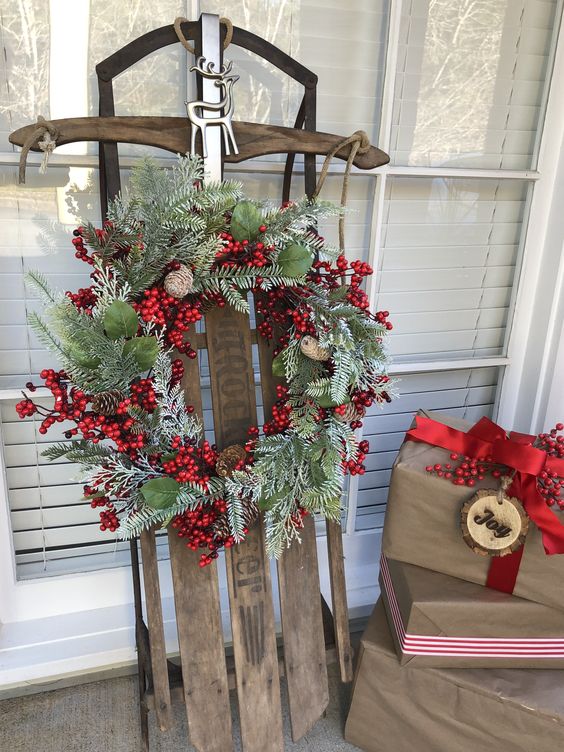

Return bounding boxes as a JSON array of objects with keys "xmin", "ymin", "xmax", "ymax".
[
  {"xmin": 345, "ymin": 601, "xmax": 564, "ymax": 752},
  {"xmin": 381, "ymin": 410, "xmax": 564, "ymax": 610},
  {"xmin": 380, "ymin": 555, "xmax": 564, "ymax": 668}
]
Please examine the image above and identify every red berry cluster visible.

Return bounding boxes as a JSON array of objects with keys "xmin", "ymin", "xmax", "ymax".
[
  {"xmin": 71, "ymin": 228, "xmax": 95, "ymax": 265},
  {"xmin": 345, "ymin": 439, "xmax": 369, "ymax": 476},
  {"xmin": 162, "ymin": 438, "xmax": 218, "ymax": 487},
  {"xmin": 263, "ymin": 386, "xmax": 292, "ymax": 436},
  {"xmin": 16, "ymin": 369, "xmax": 89, "ymax": 434},
  {"xmin": 291, "ymin": 306, "xmax": 317, "ymax": 338},
  {"xmin": 426, "ymin": 454, "xmax": 490, "ymax": 488},
  {"xmin": 215, "ymin": 226, "xmax": 270, "ymax": 269},
  {"xmin": 537, "ymin": 423, "xmax": 564, "ymax": 507},
  {"xmin": 171, "ymin": 358, "xmax": 185, "ymax": 386},
  {"xmin": 83, "ymin": 487, "xmax": 121, "ymax": 532},
  {"xmin": 171, "ymin": 499, "xmax": 242, "ymax": 567},
  {"xmin": 425, "ymin": 422, "xmax": 564, "ymax": 509},
  {"xmin": 129, "ymin": 379, "xmax": 157, "ymax": 413},
  {"xmin": 66, "ymin": 286, "xmax": 98, "ymax": 315},
  {"xmin": 133, "ymin": 287, "xmax": 202, "ymax": 358}
]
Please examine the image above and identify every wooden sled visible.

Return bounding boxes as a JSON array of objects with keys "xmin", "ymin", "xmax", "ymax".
[{"xmin": 11, "ymin": 17, "xmax": 389, "ymax": 752}]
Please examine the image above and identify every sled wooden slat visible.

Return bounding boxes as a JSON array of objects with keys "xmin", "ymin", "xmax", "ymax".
[
  {"xmin": 139, "ymin": 528, "xmax": 172, "ymax": 731},
  {"xmin": 257, "ymin": 331, "xmax": 329, "ymax": 741},
  {"xmin": 206, "ymin": 306, "xmax": 284, "ymax": 752},
  {"xmin": 9, "ymin": 117, "xmax": 389, "ymax": 172},
  {"xmin": 326, "ymin": 519, "xmax": 354, "ymax": 682},
  {"xmin": 278, "ymin": 515, "xmax": 329, "ymax": 740},
  {"xmin": 168, "ymin": 332, "xmax": 233, "ymax": 752},
  {"xmin": 168, "ymin": 536, "xmax": 233, "ymax": 752}
]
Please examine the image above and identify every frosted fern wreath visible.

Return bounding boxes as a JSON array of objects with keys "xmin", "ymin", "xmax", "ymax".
[{"xmin": 16, "ymin": 156, "xmax": 393, "ymax": 564}]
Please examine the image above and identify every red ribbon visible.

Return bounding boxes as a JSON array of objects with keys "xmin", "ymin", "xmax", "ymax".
[
  {"xmin": 405, "ymin": 415, "xmax": 564, "ymax": 593},
  {"xmin": 406, "ymin": 415, "xmax": 564, "ymax": 555}
]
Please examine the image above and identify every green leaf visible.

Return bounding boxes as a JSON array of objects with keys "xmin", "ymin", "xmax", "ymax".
[
  {"xmin": 140, "ymin": 477, "xmax": 180, "ymax": 510},
  {"xmin": 277, "ymin": 243, "xmax": 313, "ymax": 277},
  {"xmin": 272, "ymin": 351, "xmax": 287, "ymax": 378},
  {"xmin": 259, "ymin": 486, "xmax": 291, "ymax": 511},
  {"xmin": 104, "ymin": 300, "xmax": 139, "ymax": 340},
  {"xmin": 230, "ymin": 201, "xmax": 262, "ymax": 242},
  {"xmin": 316, "ymin": 390, "xmax": 351, "ymax": 408},
  {"xmin": 123, "ymin": 336, "xmax": 159, "ymax": 371}
]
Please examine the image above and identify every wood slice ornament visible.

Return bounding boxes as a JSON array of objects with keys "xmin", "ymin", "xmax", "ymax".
[{"xmin": 461, "ymin": 488, "xmax": 529, "ymax": 557}]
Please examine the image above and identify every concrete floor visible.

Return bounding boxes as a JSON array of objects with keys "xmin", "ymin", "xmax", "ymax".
[{"xmin": 0, "ymin": 663, "xmax": 361, "ymax": 752}]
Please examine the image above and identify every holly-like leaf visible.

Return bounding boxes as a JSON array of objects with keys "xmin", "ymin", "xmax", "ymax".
[
  {"xmin": 123, "ymin": 336, "xmax": 159, "ymax": 371},
  {"xmin": 140, "ymin": 476, "xmax": 180, "ymax": 510},
  {"xmin": 316, "ymin": 390, "xmax": 351, "ymax": 408},
  {"xmin": 277, "ymin": 243, "xmax": 313, "ymax": 277},
  {"xmin": 259, "ymin": 486, "xmax": 291, "ymax": 511},
  {"xmin": 230, "ymin": 201, "xmax": 262, "ymax": 242},
  {"xmin": 272, "ymin": 350, "xmax": 287, "ymax": 378},
  {"xmin": 104, "ymin": 300, "xmax": 139, "ymax": 340}
]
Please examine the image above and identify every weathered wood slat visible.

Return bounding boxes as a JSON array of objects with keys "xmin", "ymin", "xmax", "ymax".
[
  {"xmin": 257, "ymin": 329, "xmax": 329, "ymax": 741},
  {"xmin": 205, "ymin": 306, "xmax": 283, "ymax": 752},
  {"xmin": 277, "ymin": 516, "xmax": 329, "ymax": 740},
  {"xmin": 169, "ymin": 333, "xmax": 233, "ymax": 752},
  {"xmin": 9, "ymin": 117, "xmax": 390, "ymax": 171},
  {"xmin": 326, "ymin": 519, "xmax": 354, "ymax": 682},
  {"xmin": 168, "ymin": 536, "xmax": 233, "ymax": 751},
  {"xmin": 139, "ymin": 528, "xmax": 172, "ymax": 731}
]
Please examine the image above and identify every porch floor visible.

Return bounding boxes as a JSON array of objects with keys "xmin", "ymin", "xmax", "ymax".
[{"xmin": 0, "ymin": 662, "xmax": 360, "ymax": 751}]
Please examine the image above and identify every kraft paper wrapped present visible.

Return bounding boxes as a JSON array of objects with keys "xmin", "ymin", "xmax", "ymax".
[
  {"xmin": 381, "ymin": 410, "xmax": 564, "ymax": 610},
  {"xmin": 345, "ymin": 601, "xmax": 564, "ymax": 752},
  {"xmin": 379, "ymin": 555, "xmax": 564, "ymax": 668}
]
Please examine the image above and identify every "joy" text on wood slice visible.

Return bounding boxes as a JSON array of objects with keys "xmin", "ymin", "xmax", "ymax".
[{"xmin": 460, "ymin": 489, "xmax": 529, "ymax": 557}]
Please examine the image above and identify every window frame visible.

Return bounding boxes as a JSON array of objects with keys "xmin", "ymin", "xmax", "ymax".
[{"xmin": 0, "ymin": 0, "xmax": 563, "ymax": 685}]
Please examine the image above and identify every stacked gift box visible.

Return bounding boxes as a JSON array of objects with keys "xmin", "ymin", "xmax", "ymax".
[{"xmin": 346, "ymin": 410, "xmax": 564, "ymax": 752}]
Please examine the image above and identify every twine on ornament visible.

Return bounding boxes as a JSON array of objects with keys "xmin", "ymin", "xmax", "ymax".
[
  {"xmin": 313, "ymin": 130, "xmax": 371, "ymax": 253},
  {"xmin": 18, "ymin": 116, "xmax": 60, "ymax": 184},
  {"xmin": 174, "ymin": 16, "xmax": 234, "ymax": 54}
]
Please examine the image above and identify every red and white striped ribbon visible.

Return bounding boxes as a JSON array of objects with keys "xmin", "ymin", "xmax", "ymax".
[{"xmin": 379, "ymin": 555, "xmax": 564, "ymax": 658}]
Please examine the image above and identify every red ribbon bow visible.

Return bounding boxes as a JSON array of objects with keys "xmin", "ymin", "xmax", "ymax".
[{"xmin": 406, "ymin": 415, "xmax": 564, "ymax": 555}]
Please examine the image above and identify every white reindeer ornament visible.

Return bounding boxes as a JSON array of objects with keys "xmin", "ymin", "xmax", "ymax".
[{"xmin": 186, "ymin": 57, "xmax": 240, "ymax": 158}]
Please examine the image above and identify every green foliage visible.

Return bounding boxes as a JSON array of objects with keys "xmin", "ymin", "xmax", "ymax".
[
  {"xmin": 103, "ymin": 300, "xmax": 139, "ymax": 340},
  {"xmin": 276, "ymin": 243, "xmax": 313, "ymax": 277},
  {"xmin": 140, "ymin": 477, "xmax": 181, "ymax": 510},
  {"xmin": 123, "ymin": 335, "xmax": 158, "ymax": 371},
  {"xmin": 26, "ymin": 155, "xmax": 394, "ymax": 559},
  {"xmin": 230, "ymin": 201, "xmax": 262, "ymax": 241}
]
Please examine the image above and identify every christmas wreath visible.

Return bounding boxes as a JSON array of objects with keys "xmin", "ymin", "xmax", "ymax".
[{"xmin": 17, "ymin": 156, "xmax": 393, "ymax": 564}]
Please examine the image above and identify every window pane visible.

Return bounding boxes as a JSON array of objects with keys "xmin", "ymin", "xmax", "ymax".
[
  {"xmin": 0, "ymin": 2, "xmax": 50, "ymax": 153},
  {"xmin": 356, "ymin": 367, "xmax": 499, "ymax": 531},
  {"xmin": 202, "ymin": 0, "xmax": 389, "ymax": 143},
  {"xmin": 391, "ymin": 0, "xmax": 559, "ymax": 168},
  {"xmin": 376, "ymin": 177, "xmax": 529, "ymax": 362}
]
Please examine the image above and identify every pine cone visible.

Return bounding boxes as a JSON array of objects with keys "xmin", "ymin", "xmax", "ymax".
[
  {"xmin": 215, "ymin": 444, "xmax": 247, "ymax": 477},
  {"xmin": 336, "ymin": 403, "xmax": 363, "ymax": 423},
  {"xmin": 213, "ymin": 499, "xmax": 259, "ymax": 539},
  {"xmin": 300, "ymin": 335, "xmax": 331, "ymax": 361},
  {"xmin": 91, "ymin": 389, "xmax": 123, "ymax": 416},
  {"xmin": 164, "ymin": 264, "xmax": 194, "ymax": 298}
]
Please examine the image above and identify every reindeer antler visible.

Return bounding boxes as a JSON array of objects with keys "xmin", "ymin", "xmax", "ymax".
[{"xmin": 190, "ymin": 56, "xmax": 233, "ymax": 79}]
